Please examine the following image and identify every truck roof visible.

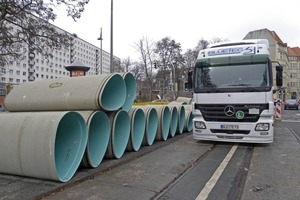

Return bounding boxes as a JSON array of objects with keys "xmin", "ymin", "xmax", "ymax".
[
  {"xmin": 208, "ymin": 39, "xmax": 269, "ymax": 48},
  {"xmin": 198, "ymin": 39, "xmax": 270, "ymax": 59}
]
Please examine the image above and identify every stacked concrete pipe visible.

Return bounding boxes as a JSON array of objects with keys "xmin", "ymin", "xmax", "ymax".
[
  {"xmin": 79, "ymin": 111, "xmax": 110, "ymax": 168},
  {"xmin": 4, "ymin": 73, "xmax": 127, "ymax": 112},
  {"xmin": 175, "ymin": 97, "xmax": 192, "ymax": 105},
  {"xmin": 183, "ymin": 105, "xmax": 193, "ymax": 132},
  {"xmin": 0, "ymin": 111, "xmax": 88, "ymax": 182},
  {"xmin": 168, "ymin": 102, "xmax": 186, "ymax": 134},
  {"xmin": 120, "ymin": 72, "xmax": 136, "ymax": 112},
  {"xmin": 150, "ymin": 105, "xmax": 171, "ymax": 141},
  {"xmin": 105, "ymin": 110, "xmax": 130, "ymax": 159},
  {"xmin": 0, "ymin": 71, "xmax": 194, "ymax": 182},
  {"xmin": 126, "ymin": 107, "xmax": 146, "ymax": 152},
  {"xmin": 167, "ymin": 105, "xmax": 178, "ymax": 138},
  {"xmin": 141, "ymin": 106, "xmax": 158, "ymax": 146}
]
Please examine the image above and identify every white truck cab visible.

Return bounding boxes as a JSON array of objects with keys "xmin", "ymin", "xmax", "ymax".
[{"xmin": 189, "ymin": 39, "xmax": 283, "ymax": 143}]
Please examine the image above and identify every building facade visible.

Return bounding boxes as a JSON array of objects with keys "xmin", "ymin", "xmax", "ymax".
[
  {"xmin": 0, "ymin": 26, "xmax": 120, "ymax": 85},
  {"xmin": 243, "ymin": 28, "xmax": 300, "ymax": 101},
  {"xmin": 287, "ymin": 47, "xmax": 300, "ymax": 99},
  {"xmin": 0, "ymin": 23, "xmax": 121, "ymax": 110}
]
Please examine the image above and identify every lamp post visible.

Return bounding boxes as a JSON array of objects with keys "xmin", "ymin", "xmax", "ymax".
[
  {"xmin": 110, "ymin": 0, "xmax": 113, "ymax": 73},
  {"xmin": 97, "ymin": 28, "xmax": 103, "ymax": 74}
]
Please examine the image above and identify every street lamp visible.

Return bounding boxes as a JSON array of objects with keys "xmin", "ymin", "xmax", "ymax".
[
  {"xmin": 97, "ymin": 27, "xmax": 103, "ymax": 74},
  {"xmin": 110, "ymin": 0, "xmax": 113, "ymax": 73}
]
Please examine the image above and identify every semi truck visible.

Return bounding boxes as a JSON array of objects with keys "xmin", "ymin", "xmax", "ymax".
[{"xmin": 188, "ymin": 39, "xmax": 282, "ymax": 143}]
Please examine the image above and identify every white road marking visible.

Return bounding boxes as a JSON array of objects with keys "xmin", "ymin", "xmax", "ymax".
[{"xmin": 195, "ymin": 144, "xmax": 238, "ymax": 200}]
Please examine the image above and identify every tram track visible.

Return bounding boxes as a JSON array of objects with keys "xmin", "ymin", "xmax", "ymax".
[
  {"xmin": 152, "ymin": 142, "xmax": 254, "ymax": 200},
  {"xmin": 283, "ymin": 121, "xmax": 300, "ymax": 143},
  {"xmin": 150, "ymin": 143, "xmax": 217, "ymax": 200}
]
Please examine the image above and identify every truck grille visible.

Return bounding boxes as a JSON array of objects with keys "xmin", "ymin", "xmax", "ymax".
[{"xmin": 195, "ymin": 104, "xmax": 269, "ymax": 122}]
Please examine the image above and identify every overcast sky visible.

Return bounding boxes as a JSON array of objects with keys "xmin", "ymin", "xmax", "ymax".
[{"xmin": 53, "ymin": 0, "xmax": 300, "ymax": 60}]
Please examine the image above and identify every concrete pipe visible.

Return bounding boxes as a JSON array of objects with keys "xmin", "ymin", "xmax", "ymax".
[
  {"xmin": 184, "ymin": 110, "xmax": 194, "ymax": 132},
  {"xmin": 105, "ymin": 110, "xmax": 130, "ymax": 159},
  {"xmin": 120, "ymin": 72, "xmax": 137, "ymax": 112},
  {"xmin": 169, "ymin": 102, "xmax": 186, "ymax": 134},
  {"xmin": 168, "ymin": 105, "xmax": 178, "ymax": 138},
  {"xmin": 4, "ymin": 74, "xmax": 126, "ymax": 112},
  {"xmin": 183, "ymin": 105, "xmax": 192, "ymax": 112},
  {"xmin": 176, "ymin": 97, "xmax": 192, "ymax": 104},
  {"xmin": 150, "ymin": 105, "xmax": 171, "ymax": 141},
  {"xmin": 79, "ymin": 111, "xmax": 110, "ymax": 168},
  {"xmin": 0, "ymin": 111, "xmax": 88, "ymax": 182},
  {"xmin": 141, "ymin": 107, "xmax": 158, "ymax": 146},
  {"xmin": 126, "ymin": 107, "xmax": 146, "ymax": 152},
  {"xmin": 169, "ymin": 101, "xmax": 186, "ymax": 105}
]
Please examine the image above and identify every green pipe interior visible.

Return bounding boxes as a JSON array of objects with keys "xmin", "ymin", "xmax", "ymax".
[
  {"xmin": 86, "ymin": 111, "xmax": 110, "ymax": 168},
  {"xmin": 55, "ymin": 112, "xmax": 87, "ymax": 182}
]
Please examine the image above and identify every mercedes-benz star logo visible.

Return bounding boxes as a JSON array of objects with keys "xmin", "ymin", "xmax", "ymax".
[{"xmin": 224, "ymin": 105, "xmax": 235, "ymax": 117}]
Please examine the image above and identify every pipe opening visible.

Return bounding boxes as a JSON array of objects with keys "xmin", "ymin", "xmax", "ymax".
[
  {"xmin": 130, "ymin": 108, "xmax": 145, "ymax": 151},
  {"xmin": 122, "ymin": 73, "xmax": 136, "ymax": 112},
  {"xmin": 55, "ymin": 112, "xmax": 87, "ymax": 182},
  {"xmin": 161, "ymin": 107, "xmax": 171, "ymax": 141},
  {"xmin": 169, "ymin": 107, "xmax": 178, "ymax": 138},
  {"xmin": 178, "ymin": 106, "xmax": 185, "ymax": 134},
  {"xmin": 112, "ymin": 110, "xmax": 130, "ymax": 158},
  {"xmin": 86, "ymin": 111, "xmax": 110, "ymax": 168},
  {"xmin": 145, "ymin": 108, "xmax": 158, "ymax": 145},
  {"xmin": 185, "ymin": 111, "xmax": 194, "ymax": 132},
  {"xmin": 100, "ymin": 74, "xmax": 126, "ymax": 111}
]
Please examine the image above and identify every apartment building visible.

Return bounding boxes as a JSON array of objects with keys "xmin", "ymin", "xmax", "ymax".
[
  {"xmin": 287, "ymin": 47, "xmax": 300, "ymax": 99},
  {"xmin": 0, "ymin": 23, "xmax": 121, "ymax": 110},
  {"xmin": 0, "ymin": 35, "xmax": 120, "ymax": 84},
  {"xmin": 243, "ymin": 28, "xmax": 300, "ymax": 101}
]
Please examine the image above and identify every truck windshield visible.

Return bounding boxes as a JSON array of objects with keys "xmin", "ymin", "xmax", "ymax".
[{"xmin": 194, "ymin": 61, "xmax": 271, "ymax": 92}]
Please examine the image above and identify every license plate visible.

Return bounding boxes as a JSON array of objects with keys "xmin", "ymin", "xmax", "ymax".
[{"xmin": 220, "ymin": 125, "xmax": 239, "ymax": 129}]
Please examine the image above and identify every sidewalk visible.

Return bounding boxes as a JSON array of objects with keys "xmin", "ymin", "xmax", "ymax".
[{"xmin": 242, "ymin": 121, "xmax": 300, "ymax": 200}]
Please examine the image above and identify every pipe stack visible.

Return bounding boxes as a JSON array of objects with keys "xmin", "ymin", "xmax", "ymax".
[{"xmin": 0, "ymin": 72, "xmax": 193, "ymax": 182}]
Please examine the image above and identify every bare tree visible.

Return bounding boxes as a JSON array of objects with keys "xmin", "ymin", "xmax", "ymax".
[
  {"xmin": 121, "ymin": 57, "xmax": 132, "ymax": 72},
  {"xmin": 0, "ymin": 0, "xmax": 89, "ymax": 75},
  {"xmin": 184, "ymin": 49, "xmax": 196, "ymax": 69},
  {"xmin": 129, "ymin": 61, "xmax": 144, "ymax": 80},
  {"xmin": 133, "ymin": 36, "xmax": 156, "ymax": 101},
  {"xmin": 154, "ymin": 37, "xmax": 184, "ymax": 99},
  {"xmin": 209, "ymin": 37, "xmax": 229, "ymax": 44}
]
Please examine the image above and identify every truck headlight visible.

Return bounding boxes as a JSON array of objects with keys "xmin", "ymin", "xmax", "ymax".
[
  {"xmin": 194, "ymin": 121, "xmax": 206, "ymax": 129},
  {"xmin": 255, "ymin": 123, "xmax": 269, "ymax": 131}
]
